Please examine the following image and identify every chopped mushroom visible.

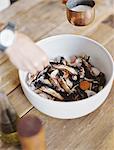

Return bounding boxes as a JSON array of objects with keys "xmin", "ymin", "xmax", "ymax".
[
  {"xmin": 53, "ymin": 64, "xmax": 78, "ymax": 75},
  {"xmin": 66, "ymin": 78, "xmax": 73, "ymax": 88},
  {"xmin": 40, "ymin": 86, "xmax": 64, "ymax": 100},
  {"xmin": 79, "ymin": 67, "xmax": 85, "ymax": 78},
  {"xmin": 48, "ymin": 73, "xmax": 63, "ymax": 91},
  {"xmin": 27, "ymin": 73, "xmax": 38, "ymax": 85},
  {"xmin": 85, "ymin": 90, "xmax": 96, "ymax": 97},
  {"xmin": 27, "ymin": 55, "xmax": 106, "ymax": 102},
  {"xmin": 58, "ymin": 77, "xmax": 71, "ymax": 93},
  {"xmin": 50, "ymin": 69, "xmax": 59, "ymax": 78},
  {"xmin": 91, "ymin": 67, "xmax": 100, "ymax": 76},
  {"xmin": 39, "ymin": 92, "xmax": 55, "ymax": 100}
]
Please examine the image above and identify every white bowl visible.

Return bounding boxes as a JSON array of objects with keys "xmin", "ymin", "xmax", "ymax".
[{"xmin": 19, "ymin": 34, "xmax": 114, "ymax": 119}]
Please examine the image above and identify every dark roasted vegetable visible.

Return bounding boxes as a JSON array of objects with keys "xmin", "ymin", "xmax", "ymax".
[{"xmin": 27, "ymin": 55, "xmax": 106, "ymax": 102}]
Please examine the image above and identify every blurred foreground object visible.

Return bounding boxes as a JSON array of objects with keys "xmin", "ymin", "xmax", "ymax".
[
  {"xmin": 0, "ymin": 92, "xmax": 19, "ymax": 145},
  {"xmin": 17, "ymin": 115, "xmax": 46, "ymax": 150}
]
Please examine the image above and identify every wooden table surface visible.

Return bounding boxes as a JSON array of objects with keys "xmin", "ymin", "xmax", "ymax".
[{"xmin": 0, "ymin": 0, "xmax": 114, "ymax": 150}]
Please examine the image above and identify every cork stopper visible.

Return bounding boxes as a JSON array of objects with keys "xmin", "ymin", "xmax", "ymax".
[{"xmin": 17, "ymin": 116, "xmax": 42, "ymax": 137}]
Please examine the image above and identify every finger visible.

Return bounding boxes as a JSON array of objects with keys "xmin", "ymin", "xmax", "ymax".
[
  {"xmin": 8, "ymin": 55, "xmax": 27, "ymax": 71},
  {"xmin": 27, "ymin": 66, "xmax": 37, "ymax": 74},
  {"xmin": 23, "ymin": 60, "xmax": 37, "ymax": 74},
  {"xmin": 42, "ymin": 56, "xmax": 49, "ymax": 68},
  {"xmin": 33, "ymin": 62, "xmax": 44, "ymax": 72},
  {"xmin": 36, "ymin": 49, "xmax": 49, "ymax": 66},
  {"xmin": 44, "ymin": 59, "xmax": 50, "ymax": 68},
  {"xmin": 27, "ymin": 53, "xmax": 44, "ymax": 71}
]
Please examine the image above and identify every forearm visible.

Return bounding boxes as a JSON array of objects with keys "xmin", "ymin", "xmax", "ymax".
[{"xmin": 0, "ymin": 22, "xmax": 49, "ymax": 73}]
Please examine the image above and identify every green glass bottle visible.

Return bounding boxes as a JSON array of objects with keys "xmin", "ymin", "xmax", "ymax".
[{"xmin": 0, "ymin": 92, "xmax": 20, "ymax": 145}]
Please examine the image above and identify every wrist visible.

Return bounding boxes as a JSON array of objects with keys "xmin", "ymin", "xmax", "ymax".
[
  {"xmin": 5, "ymin": 31, "xmax": 19, "ymax": 55},
  {"xmin": 0, "ymin": 22, "xmax": 16, "ymax": 52}
]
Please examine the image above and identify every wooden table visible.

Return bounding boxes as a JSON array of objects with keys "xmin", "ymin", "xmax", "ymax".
[{"xmin": 0, "ymin": 0, "xmax": 114, "ymax": 149}]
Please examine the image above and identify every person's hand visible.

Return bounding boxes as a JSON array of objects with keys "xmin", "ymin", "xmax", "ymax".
[{"xmin": 6, "ymin": 32, "xmax": 49, "ymax": 74}]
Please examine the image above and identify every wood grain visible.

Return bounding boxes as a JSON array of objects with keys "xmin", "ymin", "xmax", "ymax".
[
  {"xmin": 87, "ymin": 23, "xmax": 114, "ymax": 45},
  {"xmin": 0, "ymin": 60, "xmax": 19, "ymax": 94},
  {"xmin": 103, "ymin": 15, "xmax": 114, "ymax": 28},
  {"xmin": 0, "ymin": 0, "xmax": 114, "ymax": 150},
  {"xmin": 0, "ymin": 53, "xmax": 8, "ymax": 65},
  {"xmin": 26, "ymin": 83, "xmax": 114, "ymax": 150},
  {"xmin": 105, "ymin": 37, "xmax": 114, "ymax": 60},
  {"xmin": 8, "ymin": 86, "xmax": 33, "ymax": 117}
]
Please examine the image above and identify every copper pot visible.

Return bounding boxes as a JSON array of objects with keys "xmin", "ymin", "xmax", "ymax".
[{"xmin": 64, "ymin": 0, "xmax": 95, "ymax": 26}]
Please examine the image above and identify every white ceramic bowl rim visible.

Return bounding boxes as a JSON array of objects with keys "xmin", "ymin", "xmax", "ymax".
[{"xmin": 19, "ymin": 34, "xmax": 114, "ymax": 104}]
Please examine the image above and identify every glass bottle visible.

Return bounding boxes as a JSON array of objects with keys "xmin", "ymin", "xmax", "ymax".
[{"xmin": 0, "ymin": 92, "xmax": 20, "ymax": 145}]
